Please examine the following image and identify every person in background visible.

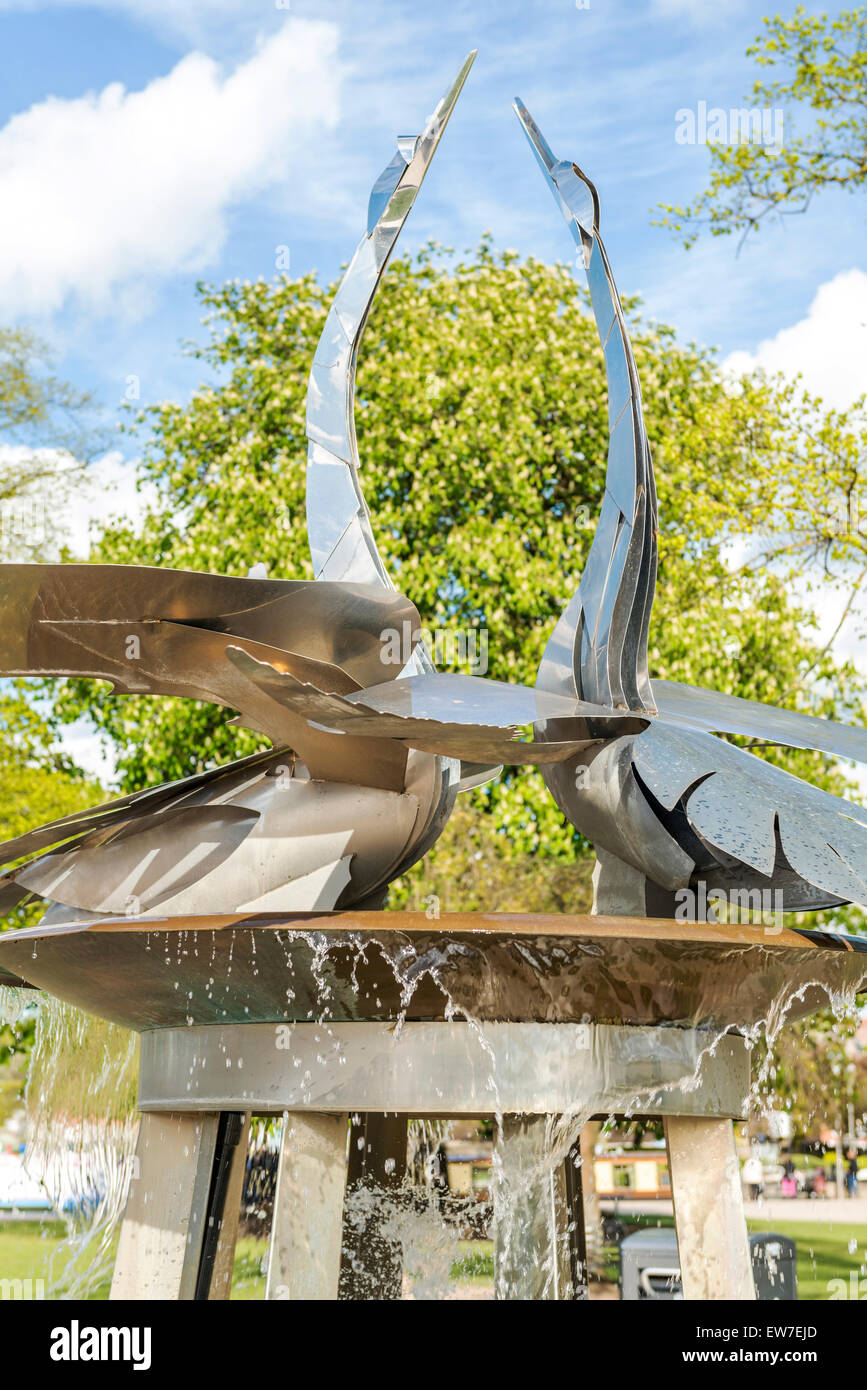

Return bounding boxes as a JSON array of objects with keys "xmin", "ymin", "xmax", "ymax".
[
  {"xmin": 846, "ymin": 1152, "xmax": 860, "ymax": 1199},
  {"xmin": 812, "ymin": 1165, "xmax": 827, "ymax": 1198},
  {"xmin": 781, "ymin": 1156, "xmax": 797, "ymax": 1198},
  {"xmin": 743, "ymin": 1154, "xmax": 763, "ymax": 1202}
]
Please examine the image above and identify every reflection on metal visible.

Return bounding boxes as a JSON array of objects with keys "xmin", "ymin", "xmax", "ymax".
[
  {"xmin": 226, "ymin": 648, "xmax": 650, "ymax": 765},
  {"xmin": 0, "ymin": 565, "xmax": 434, "ymax": 913},
  {"xmin": 0, "ymin": 59, "xmax": 482, "ymax": 920},
  {"xmin": 304, "ymin": 49, "xmax": 489, "ymax": 869},
  {"xmin": 306, "ymin": 51, "xmax": 476, "ymax": 591},
  {"xmin": 2, "ymin": 911, "xmax": 863, "ymax": 1033},
  {"xmin": 514, "ymin": 98, "xmax": 867, "ymax": 912},
  {"xmin": 514, "ymin": 101, "xmax": 656, "ymax": 716},
  {"xmin": 135, "ymin": 1020, "xmax": 751, "ymax": 1119}
]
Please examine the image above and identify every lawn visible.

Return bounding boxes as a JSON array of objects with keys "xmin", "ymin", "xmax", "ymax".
[
  {"xmin": 612, "ymin": 1213, "xmax": 866, "ymax": 1301},
  {"xmin": 0, "ymin": 1215, "xmax": 862, "ymax": 1299}
]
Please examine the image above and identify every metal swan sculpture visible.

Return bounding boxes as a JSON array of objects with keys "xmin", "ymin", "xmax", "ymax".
[
  {"xmin": 512, "ymin": 98, "xmax": 867, "ymax": 916},
  {"xmin": 0, "ymin": 58, "xmax": 644, "ymax": 927},
  {"xmin": 5, "ymin": 64, "xmax": 857, "ymax": 930}
]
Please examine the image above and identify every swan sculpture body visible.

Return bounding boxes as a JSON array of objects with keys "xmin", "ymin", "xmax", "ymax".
[{"xmin": 513, "ymin": 99, "xmax": 867, "ymax": 914}]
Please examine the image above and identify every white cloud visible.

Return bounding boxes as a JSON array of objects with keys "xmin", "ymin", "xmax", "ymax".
[
  {"xmin": 724, "ymin": 269, "xmax": 867, "ymax": 411},
  {"xmin": 0, "ymin": 19, "xmax": 343, "ymax": 315},
  {"xmin": 65, "ymin": 450, "xmax": 159, "ymax": 557},
  {"xmin": 0, "ymin": 445, "xmax": 157, "ymax": 558}
]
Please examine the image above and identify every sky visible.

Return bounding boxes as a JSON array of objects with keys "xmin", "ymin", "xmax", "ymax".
[{"xmin": 0, "ymin": 0, "xmax": 864, "ymax": 775}]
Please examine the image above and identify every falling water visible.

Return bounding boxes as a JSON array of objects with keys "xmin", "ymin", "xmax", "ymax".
[{"xmin": 18, "ymin": 994, "xmax": 138, "ymax": 1298}]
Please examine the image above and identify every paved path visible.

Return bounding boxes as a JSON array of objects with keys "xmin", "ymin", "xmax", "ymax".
[{"xmin": 602, "ymin": 1196, "xmax": 867, "ymax": 1224}]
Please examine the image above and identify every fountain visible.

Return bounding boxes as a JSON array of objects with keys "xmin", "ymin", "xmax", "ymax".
[
  {"xmin": 1, "ymin": 909, "xmax": 865, "ymax": 1300},
  {"xmin": 1, "ymin": 55, "xmax": 866, "ymax": 1301}
]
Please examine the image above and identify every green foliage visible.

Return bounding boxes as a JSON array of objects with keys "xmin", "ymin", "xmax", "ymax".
[
  {"xmin": 761, "ymin": 1004, "xmax": 867, "ymax": 1141},
  {"xmin": 656, "ymin": 7, "xmax": 867, "ymax": 246},
  {"xmin": 0, "ymin": 693, "xmax": 103, "ymax": 932},
  {"xmin": 47, "ymin": 242, "xmax": 866, "ymax": 915}
]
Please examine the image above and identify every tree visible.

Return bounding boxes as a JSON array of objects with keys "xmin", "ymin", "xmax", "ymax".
[
  {"xmin": 758, "ymin": 1007, "xmax": 866, "ymax": 1146},
  {"xmin": 49, "ymin": 242, "xmax": 866, "ymax": 918},
  {"xmin": 0, "ymin": 327, "xmax": 103, "ymax": 900},
  {"xmin": 0, "ymin": 694, "xmax": 102, "ymax": 847},
  {"xmin": 0, "ymin": 321, "xmax": 104, "ymax": 927},
  {"xmin": 0, "ymin": 326, "xmax": 102, "ymax": 561},
  {"xmin": 0, "ymin": 694, "xmax": 102, "ymax": 1116},
  {"xmin": 656, "ymin": 7, "xmax": 867, "ymax": 248}
]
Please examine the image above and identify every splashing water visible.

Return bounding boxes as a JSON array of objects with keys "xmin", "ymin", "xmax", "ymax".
[{"xmin": 20, "ymin": 995, "xmax": 138, "ymax": 1298}]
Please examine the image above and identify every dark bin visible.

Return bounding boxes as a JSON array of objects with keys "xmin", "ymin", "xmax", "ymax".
[
  {"xmin": 749, "ymin": 1232, "xmax": 797, "ymax": 1300},
  {"xmin": 619, "ymin": 1227, "xmax": 797, "ymax": 1300}
]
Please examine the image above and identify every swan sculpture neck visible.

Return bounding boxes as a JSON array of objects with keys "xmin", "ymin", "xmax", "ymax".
[
  {"xmin": 513, "ymin": 100, "xmax": 657, "ymax": 716},
  {"xmin": 305, "ymin": 54, "xmax": 477, "ymax": 681}
]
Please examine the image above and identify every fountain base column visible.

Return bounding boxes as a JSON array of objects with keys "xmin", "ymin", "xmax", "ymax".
[
  {"xmin": 110, "ymin": 1112, "xmax": 221, "ymax": 1301},
  {"xmin": 591, "ymin": 848, "xmax": 755, "ymax": 1302},
  {"xmin": 207, "ymin": 1113, "xmax": 250, "ymax": 1301},
  {"xmin": 665, "ymin": 1114, "xmax": 756, "ymax": 1300},
  {"xmin": 265, "ymin": 1112, "xmax": 348, "ymax": 1300}
]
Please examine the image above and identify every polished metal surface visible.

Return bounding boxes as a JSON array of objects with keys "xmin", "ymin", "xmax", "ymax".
[
  {"xmin": 514, "ymin": 100, "xmax": 656, "ymax": 716},
  {"xmin": 305, "ymin": 53, "xmax": 476, "ymax": 589},
  {"xmin": 654, "ymin": 678, "xmax": 867, "ymax": 765},
  {"xmin": 3, "ymin": 76, "xmax": 867, "ymax": 930},
  {"xmin": 515, "ymin": 99, "xmax": 867, "ymax": 912},
  {"xmin": 303, "ymin": 51, "xmax": 481, "ymax": 872},
  {"xmin": 137, "ymin": 1020, "xmax": 751, "ymax": 1119},
  {"xmin": 1, "ymin": 911, "xmax": 863, "ymax": 1032},
  {"xmin": 0, "ymin": 59, "xmax": 483, "ymax": 921},
  {"xmin": 227, "ymin": 649, "xmax": 650, "ymax": 764}
]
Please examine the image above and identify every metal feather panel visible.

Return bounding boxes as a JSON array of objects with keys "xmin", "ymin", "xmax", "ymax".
[
  {"xmin": 655, "ymin": 678, "xmax": 867, "ymax": 766},
  {"xmin": 633, "ymin": 722, "xmax": 867, "ymax": 907},
  {"xmin": 513, "ymin": 99, "xmax": 657, "ymax": 715}
]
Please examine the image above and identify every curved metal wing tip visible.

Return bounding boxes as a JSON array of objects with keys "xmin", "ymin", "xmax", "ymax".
[
  {"xmin": 436, "ymin": 49, "xmax": 478, "ymax": 121},
  {"xmin": 415, "ymin": 49, "xmax": 478, "ymax": 166},
  {"xmin": 512, "ymin": 97, "xmax": 558, "ymax": 172},
  {"xmin": 366, "ymin": 50, "xmax": 477, "ymax": 236},
  {"xmin": 512, "ymin": 97, "xmax": 600, "ymax": 241}
]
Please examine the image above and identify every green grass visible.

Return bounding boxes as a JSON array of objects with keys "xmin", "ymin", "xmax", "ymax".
[
  {"xmin": 750, "ymin": 1218, "xmax": 865, "ymax": 1301},
  {"xmin": 224, "ymin": 1236, "xmax": 496, "ymax": 1298},
  {"xmin": 451, "ymin": 1239, "xmax": 494, "ymax": 1283},
  {"xmin": 0, "ymin": 1220, "xmax": 112, "ymax": 1299},
  {"xmin": 0, "ymin": 1219, "xmax": 64, "ymax": 1288},
  {"xmin": 228, "ymin": 1236, "xmax": 269, "ymax": 1300},
  {"xmin": 789, "ymin": 1153, "xmax": 867, "ymax": 1174},
  {"xmin": 613, "ymin": 1213, "xmax": 866, "ymax": 1300},
  {"xmin": 0, "ymin": 1213, "xmax": 861, "ymax": 1299}
]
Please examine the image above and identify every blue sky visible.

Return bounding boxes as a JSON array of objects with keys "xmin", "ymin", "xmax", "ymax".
[{"xmin": 0, "ymin": 0, "xmax": 862, "ymax": 429}]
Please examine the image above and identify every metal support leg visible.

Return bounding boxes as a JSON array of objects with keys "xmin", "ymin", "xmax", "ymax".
[
  {"xmin": 202, "ymin": 1112, "xmax": 250, "ymax": 1300},
  {"xmin": 579, "ymin": 1120, "xmax": 605, "ymax": 1280},
  {"xmin": 564, "ymin": 1137, "xmax": 588, "ymax": 1299},
  {"xmin": 339, "ymin": 1113, "xmax": 408, "ymax": 1300},
  {"xmin": 266, "ymin": 1112, "xmax": 348, "ymax": 1301},
  {"xmin": 110, "ymin": 1111, "xmax": 220, "ymax": 1300},
  {"xmin": 665, "ymin": 1115, "xmax": 756, "ymax": 1300},
  {"xmin": 494, "ymin": 1116, "xmax": 574, "ymax": 1300}
]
